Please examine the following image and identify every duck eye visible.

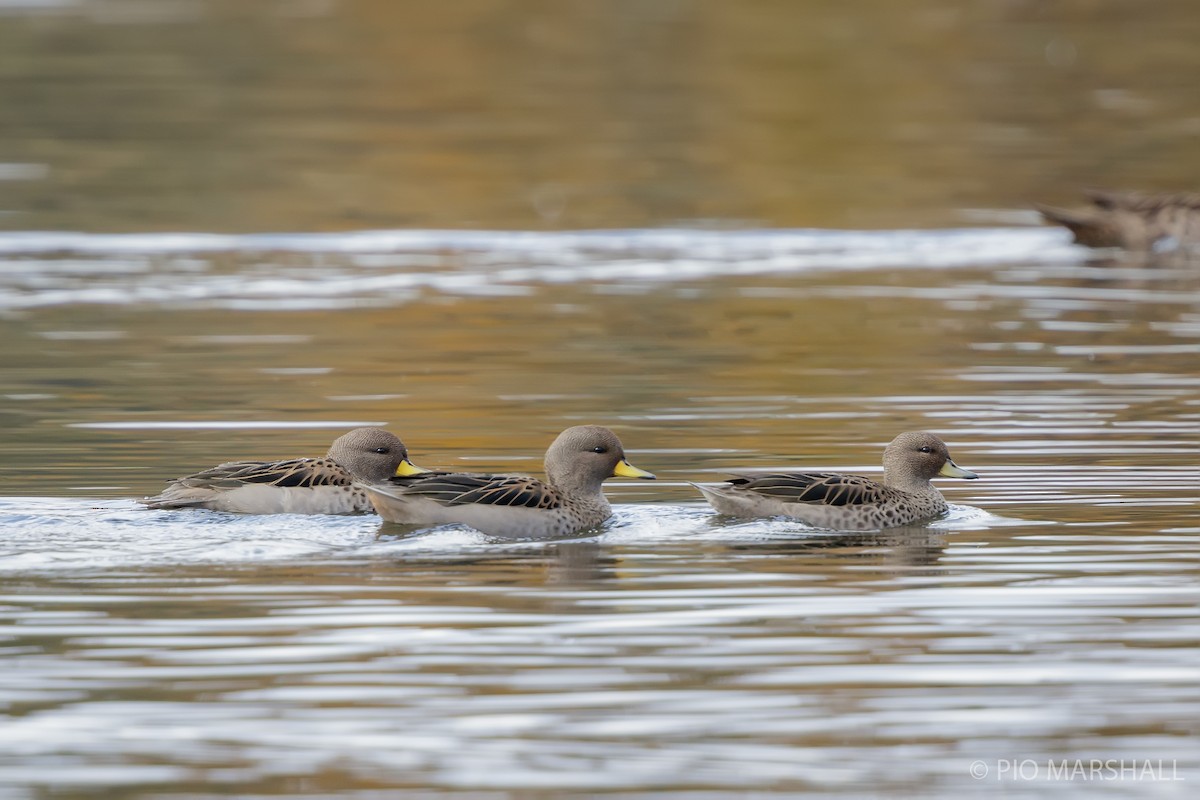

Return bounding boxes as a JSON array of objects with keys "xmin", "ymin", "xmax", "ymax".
[
  {"xmin": 918, "ymin": 446, "xmax": 933, "ymax": 454},
  {"xmin": 373, "ymin": 447, "xmax": 391, "ymax": 454},
  {"xmin": 592, "ymin": 446, "xmax": 607, "ymax": 454}
]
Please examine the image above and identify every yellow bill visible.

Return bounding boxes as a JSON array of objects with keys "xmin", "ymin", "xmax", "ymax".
[
  {"xmin": 939, "ymin": 459, "xmax": 978, "ymax": 480},
  {"xmin": 612, "ymin": 459, "xmax": 656, "ymax": 480},
  {"xmin": 394, "ymin": 459, "xmax": 430, "ymax": 477}
]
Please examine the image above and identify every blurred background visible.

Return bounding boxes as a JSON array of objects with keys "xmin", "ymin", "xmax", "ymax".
[{"xmin": 1, "ymin": 0, "xmax": 1198, "ymax": 234}]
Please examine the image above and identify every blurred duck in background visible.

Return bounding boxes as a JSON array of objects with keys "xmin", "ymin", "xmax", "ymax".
[{"xmin": 1036, "ymin": 189, "xmax": 1200, "ymax": 252}]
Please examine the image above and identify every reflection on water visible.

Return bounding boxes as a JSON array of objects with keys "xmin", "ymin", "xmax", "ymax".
[
  {"xmin": 0, "ymin": 500, "xmax": 1196, "ymax": 798},
  {"xmin": 2, "ymin": 227, "xmax": 1198, "ymax": 796},
  {"xmin": 0, "ymin": 226, "xmax": 1079, "ymax": 311}
]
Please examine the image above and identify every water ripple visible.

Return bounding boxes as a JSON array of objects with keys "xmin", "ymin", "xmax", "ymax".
[{"xmin": 0, "ymin": 227, "xmax": 1079, "ymax": 310}]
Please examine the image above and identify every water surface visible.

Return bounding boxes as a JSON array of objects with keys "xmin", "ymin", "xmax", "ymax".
[{"xmin": 3, "ymin": 227, "xmax": 1198, "ymax": 799}]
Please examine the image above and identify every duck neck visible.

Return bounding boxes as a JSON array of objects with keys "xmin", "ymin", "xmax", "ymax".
[
  {"xmin": 548, "ymin": 471, "xmax": 610, "ymax": 509},
  {"xmin": 882, "ymin": 469, "xmax": 936, "ymax": 496},
  {"xmin": 552, "ymin": 474, "xmax": 609, "ymax": 501}
]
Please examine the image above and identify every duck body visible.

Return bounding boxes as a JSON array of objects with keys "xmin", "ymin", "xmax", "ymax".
[
  {"xmin": 362, "ymin": 471, "xmax": 613, "ymax": 538},
  {"xmin": 1036, "ymin": 189, "xmax": 1200, "ymax": 251},
  {"xmin": 142, "ymin": 457, "xmax": 372, "ymax": 514},
  {"xmin": 141, "ymin": 428, "xmax": 426, "ymax": 515},
  {"xmin": 361, "ymin": 425, "xmax": 655, "ymax": 538},
  {"xmin": 695, "ymin": 431, "xmax": 977, "ymax": 531}
]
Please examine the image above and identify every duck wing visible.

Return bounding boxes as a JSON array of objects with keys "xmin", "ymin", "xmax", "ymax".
[
  {"xmin": 1084, "ymin": 188, "xmax": 1200, "ymax": 212},
  {"xmin": 173, "ymin": 458, "xmax": 347, "ymax": 489},
  {"xmin": 727, "ymin": 472, "xmax": 894, "ymax": 507},
  {"xmin": 388, "ymin": 472, "xmax": 564, "ymax": 510}
]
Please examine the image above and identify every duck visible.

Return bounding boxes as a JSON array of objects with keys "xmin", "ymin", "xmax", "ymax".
[
  {"xmin": 141, "ymin": 427, "xmax": 427, "ymax": 514},
  {"xmin": 693, "ymin": 431, "xmax": 977, "ymax": 530},
  {"xmin": 359, "ymin": 425, "xmax": 655, "ymax": 538},
  {"xmin": 1036, "ymin": 189, "xmax": 1200, "ymax": 251}
]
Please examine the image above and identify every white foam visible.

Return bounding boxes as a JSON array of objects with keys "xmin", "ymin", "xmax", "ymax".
[{"xmin": 0, "ymin": 497, "xmax": 1016, "ymax": 572}]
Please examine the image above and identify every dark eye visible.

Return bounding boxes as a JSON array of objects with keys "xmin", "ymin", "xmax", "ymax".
[
  {"xmin": 373, "ymin": 447, "xmax": 391, "ymax": 454},
  {"xmin": 918, "ymin": 446, "xmax": 933, "ymax": 454},
  {"xmin": 592, "ymin": 446, "xmax": 607, "ymax": 454}
]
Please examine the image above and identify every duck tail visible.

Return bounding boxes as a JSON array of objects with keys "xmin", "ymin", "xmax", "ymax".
[
  {"xmin": 1034, "ymin": 203, "xmax": 1112, "ymax": 247},
  {"xmin": 1035, "ymin": 202, "xmax": 1088, "ymax": 228}
]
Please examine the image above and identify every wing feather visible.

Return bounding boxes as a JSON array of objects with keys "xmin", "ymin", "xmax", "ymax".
[
  {"xmin": 386, "ymin": 472, "xmax": 562, "ymax": 509},
  {"xmin": 728, "ymin": 472, "xmax": 894, "ymax": 507},
  {"xmin": 1084, "ymin": 189, "xmax": 1200, "ymax": 212},
  {"xmin": 172, "ymin": 458, "xmax": 348, "ymax": 489}
]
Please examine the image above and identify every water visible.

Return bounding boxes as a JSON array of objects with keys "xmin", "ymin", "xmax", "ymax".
[
  {"xmin": 2, "ymin": 1, "xmax": 1200, "ymax": 798},
  {"xmin": 1, "ymin": 499, "xmax": 1193, "ymax": 797},
  {"xmin": 2, "ymin": 230, "xmax": 1197, "ymax": 798}
]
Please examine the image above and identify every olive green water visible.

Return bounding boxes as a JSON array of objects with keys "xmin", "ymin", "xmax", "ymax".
[{"xmin": 1, "ymin": 2, "xmax": 1198, "ymax": 799}]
